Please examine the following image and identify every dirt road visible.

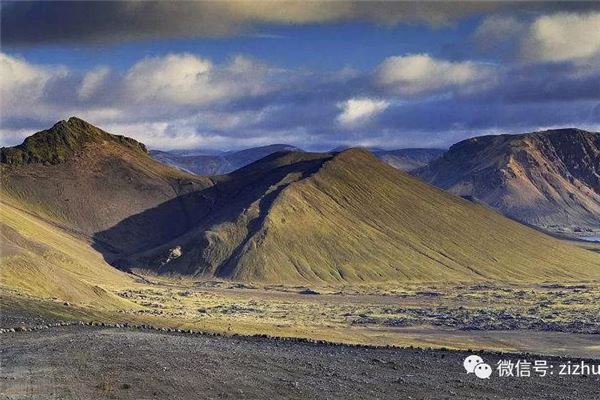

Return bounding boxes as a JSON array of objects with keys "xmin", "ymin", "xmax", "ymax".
[{"xmin": 1, "ymin": 326, "xmax": 598, "ymax": 400}]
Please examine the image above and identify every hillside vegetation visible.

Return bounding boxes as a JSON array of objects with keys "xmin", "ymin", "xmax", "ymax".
[
  {"xmin": 121, "ymin": 149, "xmax": 600, "ymax": 284},
  {"xmin": 0, "ymin": 201, "xmax": 134, "ymax": 307}
]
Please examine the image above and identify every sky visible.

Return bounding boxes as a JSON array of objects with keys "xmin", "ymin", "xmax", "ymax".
[{"xmin": 1, "ymin": 1, "xmax": 600, "ymax": 151}]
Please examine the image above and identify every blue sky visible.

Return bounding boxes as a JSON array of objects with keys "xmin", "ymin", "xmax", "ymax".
[
  {"xmin": 1, "ymin": 1, "xmax": 599, "ymax": 151},
  {"xmin": 7, "ymin": 19, "xmax": 479, "ymax": 72}
]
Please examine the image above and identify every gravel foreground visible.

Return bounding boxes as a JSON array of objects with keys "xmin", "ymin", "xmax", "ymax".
[{"xmin": 1, "ymin": 326, "xmax": 599, "ymax": 400}]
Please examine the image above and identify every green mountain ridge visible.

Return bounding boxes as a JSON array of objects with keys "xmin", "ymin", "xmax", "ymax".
[{"xmin": 115, "ymin": 149, "xmax": 600, "ymax": 284}]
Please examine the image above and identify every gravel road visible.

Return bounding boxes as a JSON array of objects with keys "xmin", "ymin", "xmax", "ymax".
[{"xmin": 1, "ymin": 326, "xmax": 598, "ymax": 400}]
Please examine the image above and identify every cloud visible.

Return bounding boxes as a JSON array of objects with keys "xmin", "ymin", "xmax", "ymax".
[
  {"xmin": 520, "ymin": 12, "xmax": 600, "ymax": 62},
  {"xmin": 473, "ymin": 16, "xmax": 527, "ymax": 57},
  {"xmin": 122, "ymin": 54, "xmax": 274, "ymax": 106},
  {"xmin": 78, "ymin": 66, "xmax": 111, "ymax": 100},
  {"xmin": 3, "ymin": 1, "xmax": 597, "ymax": 45},
  {"xmin": 1, "ymin": 51, "xmax": 598, "ymax": 151},
  {"xmin": 124, "ymin": 54, "xmax": 213, "ymax": 104},
  {"xmin": 0, "ymin": 53, "xmax": 68, "ymax": 117},
  {"xmin": 337, "ymin": 98, "xmax": 389, "ymax": 127},
  {"xmin": 374, "ymin": 54, "xmax": 496, "ymax": 95},
  {"xmin": 475, "ymin": 12, "xmax": 600, "ymax": 63}
]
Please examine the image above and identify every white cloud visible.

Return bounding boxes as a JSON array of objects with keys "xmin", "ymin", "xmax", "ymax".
[
  {"xmin": 123, "ymin": 53, "xmax": 272, "ymax": 105},
  {"xmin": 78, "ymin": 66, "xmax": 111, "ymax": 100},
  {"xmin": 100, "ymin": 121, "xmax": 206, "ymax": 150},
  {"xmin": 0, "ymin": 127, "xmax": 34, "ymax": 147},
  {"xmin": 0, "ymin": 53, "xmax": 67, "ymax": 114},
  {"xmin": 337, "ymin": 98, "xmax": 389, "ymax": 127},
  {"xmin": 375, "ymin": 54, "xmax": 495, "ymax": 95},
  {"xmin": 124, "ymin": 54, "xmax": 213, "ymax": 104},
  {"xmin": 521, "ymin": 12, "xmax": 600, "ymax": 62}
]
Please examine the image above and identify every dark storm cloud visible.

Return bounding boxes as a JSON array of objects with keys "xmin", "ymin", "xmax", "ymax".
[{"xmin": 3, "ymin": 1, "xmax": 599, "ymax": 46}]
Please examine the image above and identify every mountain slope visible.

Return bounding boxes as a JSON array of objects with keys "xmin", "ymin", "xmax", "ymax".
[
  {"xmin": 150, "ymin": 144, "xmax": 302, "ymax": 176},
  {"xmin": 0, "ymin": 117, "xmax": 213, "ymax": 303},
  {"xmin": 111, "ymin": 149, "xmax": 600, "ymax": 284},
  {"xmin": 1, "ymin": 117, "xmax": 213, "ymax": 252},
  {"xmin": 415, "ymin": 129, "xmax": 600, "ymax": 233},
  {"xmin": 0, "ymin": 200, "xmax": 134, "ymax": 306}
]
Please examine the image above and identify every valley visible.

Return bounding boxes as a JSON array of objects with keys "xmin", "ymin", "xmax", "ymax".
[
  {"xmin": 3, "ymin": 3, "xmax": 600, "ymax": 398},
  {"xmin": 2, "ymin": 272, "xmax": 600, "ymax": 355}
]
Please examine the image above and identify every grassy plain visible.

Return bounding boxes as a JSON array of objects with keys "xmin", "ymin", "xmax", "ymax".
[{"xmin": 3, "ymin": 274, "xmax": 599, "ymax": 357}]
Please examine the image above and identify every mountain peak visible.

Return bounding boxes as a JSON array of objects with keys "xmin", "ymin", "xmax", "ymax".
[{"xmin": 1, "ymin": 117, "xmax": 147, "ymax": 165}]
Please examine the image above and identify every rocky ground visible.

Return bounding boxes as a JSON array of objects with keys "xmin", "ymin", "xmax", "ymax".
[{"xmin": 1, "ymin": 324, "xmax": 599, "ymax": 400}]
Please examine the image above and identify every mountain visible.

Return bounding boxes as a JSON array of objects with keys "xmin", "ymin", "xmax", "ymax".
[
  {"xmin": 103, "ymin": 149, "xmax": 599, "ymax": 284},
  {"xmin": 2, "ymin": 119, "xmax": 599, "ymax": 288},
  {"xmin": 331, "ymin": 146, "xmax": 445, "ymax": 171},
  {"xmin": 1, "ymin": 118, "xmax": 147, "ymax": 165},
  {"xmin": 415, "ymin": 129, "xmax": 600, "ymax": 233},
  {"xmin": 150, "ymin": 144, "xmax": 302, "ymax": 175},
  {"xmin": 0, "ymin": 117, "xmax": 216, "ymax": 303},
  {"xmin": 1, "ymin": 117, "xmax": 213, "ymax": 244},
  {"xmin": 152, "ymin": 145, "xmax": 444, "ymax": 175},
  {"xmin": 374, "ymin": 148, "xmax": 445, "ymax": 171}
]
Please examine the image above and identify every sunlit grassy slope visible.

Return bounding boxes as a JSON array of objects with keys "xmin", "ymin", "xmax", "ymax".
[
  {"xmin": 133, "ymin": 149, "xmax": 600, "ymax": 284},
  {"xmin": 0, "ymin": 201, "xmax": 134, "ymax": 307}
]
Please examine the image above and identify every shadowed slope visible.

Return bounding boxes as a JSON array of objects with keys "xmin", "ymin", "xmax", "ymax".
[
  {"xmin": 102, "ymin": 151, "xmax": 333, "ymax": 272},
  {"xmin": 108, "ymin": 149, "xmax": 600, "ymax": 284}
]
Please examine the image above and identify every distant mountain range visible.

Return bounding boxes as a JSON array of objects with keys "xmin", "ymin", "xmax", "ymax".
[
  {"xmin": 150, "ymin": 144, "xmax": 301, "ymax": 175},
  {"xmin": 151, "ymin": 145, "xmax": 445, "ymax": 175},
  {"xmin": 371, "ymin": 148, "xmax": 445, "ymax": 171},
  {"xmin": 2, "ymin": 118, "xmax": 597, "ymax": 290},
  {"xmin": 415, "ymin": 128, "xmax": 600, "ymax": 234}
]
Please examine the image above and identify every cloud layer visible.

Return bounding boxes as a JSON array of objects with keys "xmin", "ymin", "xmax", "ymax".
[
  {"xmin": 2, "ymin": 43, "xmax": 598, "ymax": 151},
  {"xmin": 3, "ymin": 1, "xmax": 599, "ymax": 45},
  {"xmin": 476, "ymin": 12, "xmax": 600, "ymax": 63},
  {"xmin": 1, "ymin": 7, "xmax": 599, "ymax": 151}
]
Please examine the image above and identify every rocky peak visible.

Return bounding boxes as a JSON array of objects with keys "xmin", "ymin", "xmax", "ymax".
[{"xmin": 1, "ymin": 117, "xmax": 147, "ymax": 165}]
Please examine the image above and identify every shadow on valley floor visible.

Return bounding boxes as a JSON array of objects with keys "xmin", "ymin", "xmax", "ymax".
[{"xmin": 92, "ymin": 152, "xmax": 332, "ymax": 276}]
